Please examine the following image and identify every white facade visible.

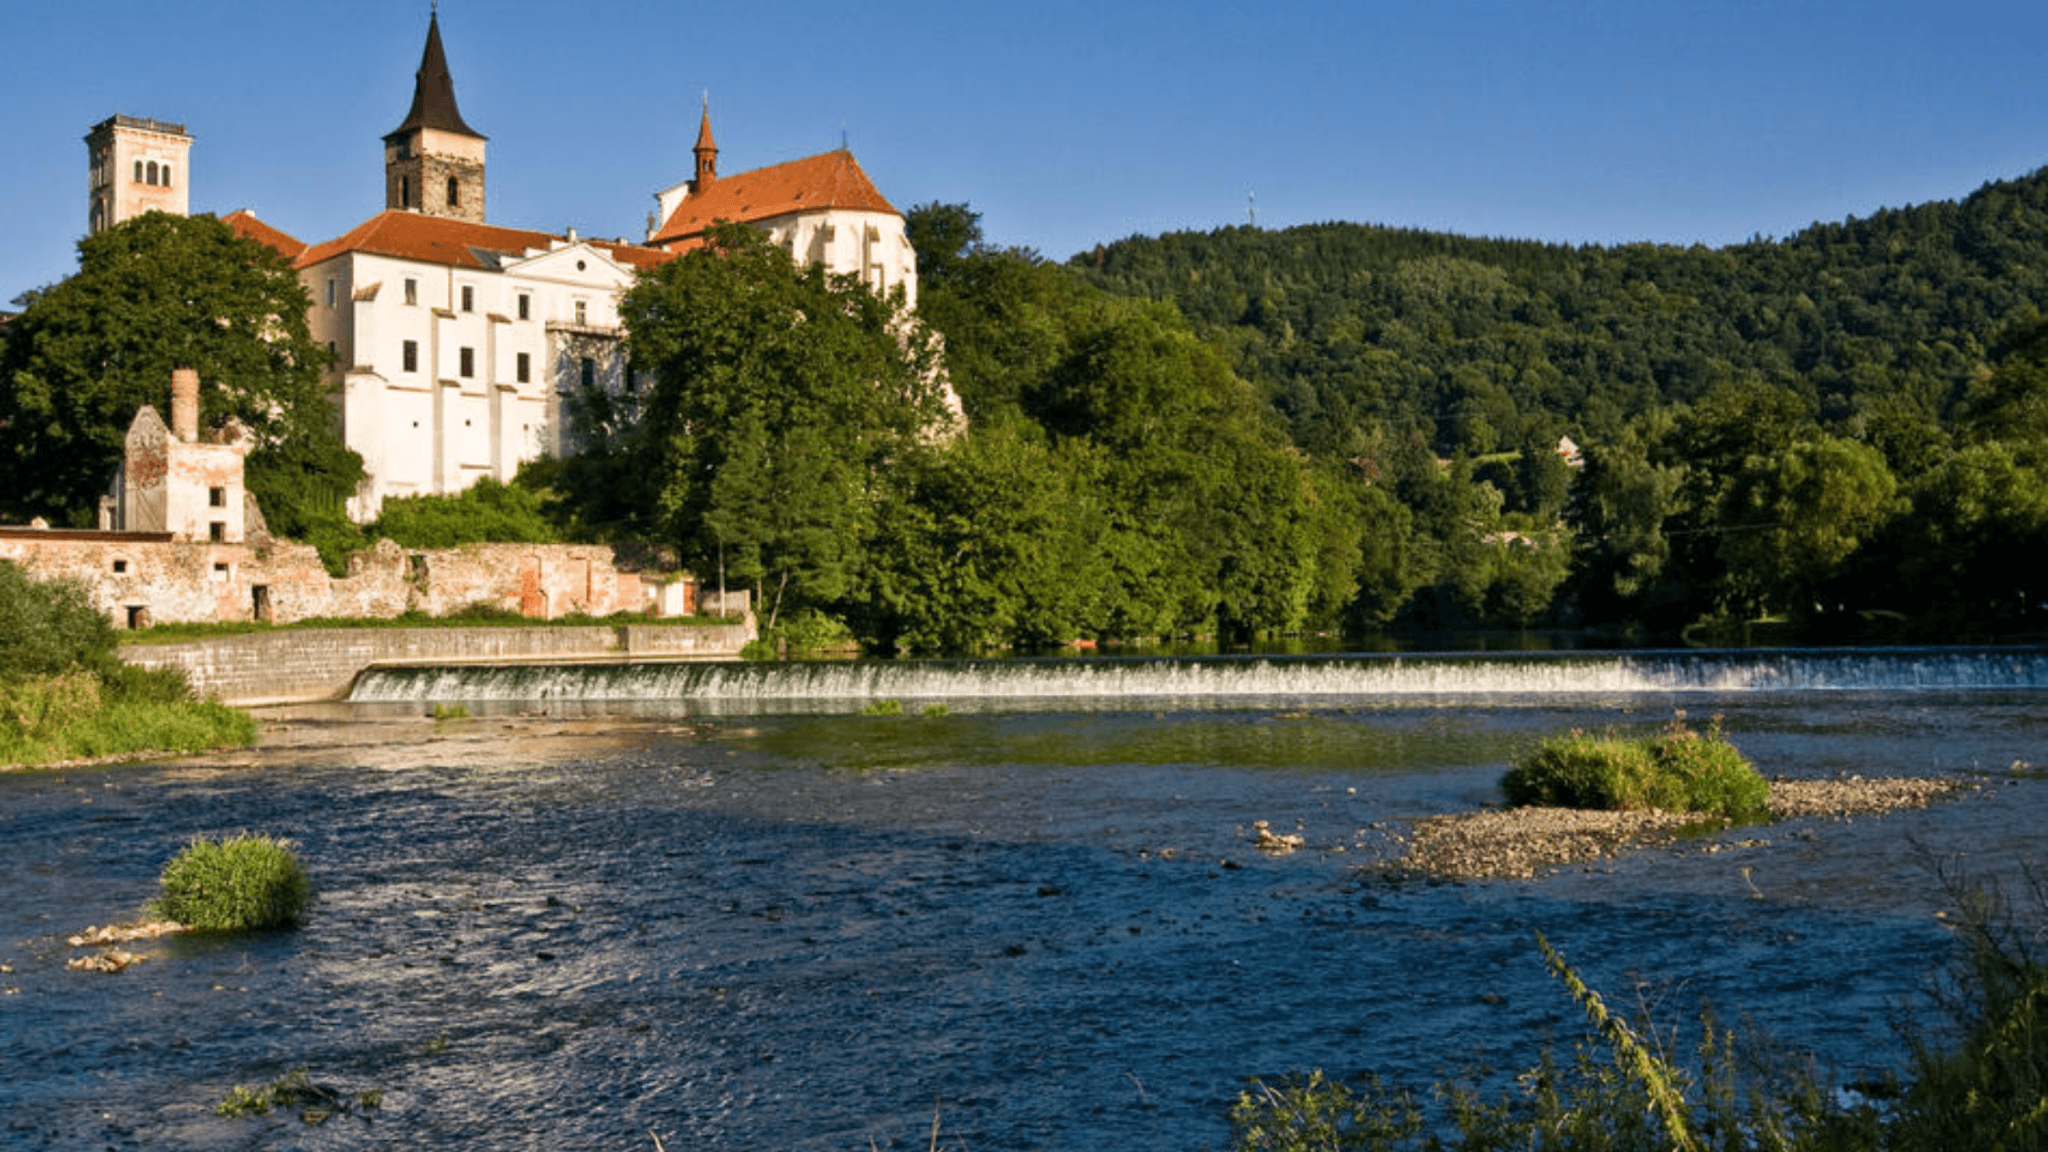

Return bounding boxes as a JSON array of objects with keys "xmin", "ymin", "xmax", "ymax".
[{"xmin": 299, "ymin": 227, "xmax": 646, "ymax": 519}]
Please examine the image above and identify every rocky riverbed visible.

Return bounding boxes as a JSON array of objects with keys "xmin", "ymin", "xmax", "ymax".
[{"xmin": 1397, "ymin": 775, "xmax": 1975, "ymax": 880}]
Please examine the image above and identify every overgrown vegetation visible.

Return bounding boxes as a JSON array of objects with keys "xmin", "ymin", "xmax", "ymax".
[
  {"xmin": 217, "ymin": 1067, "xmax": 381, "ymax": 1125},
  {"xmin": 1501, "ymin": 714, "xmax": 1770, "ymax": 821},
  {"xmin": 1231, "ymin": 879, "xmax": 2048, "ymax": 1152},
  {"xmin": 150, "ymin": 833, "xmax": 310, "ymax": 931},
  {"xmin": 0, "ymin": 560, "xmax": 255, "ymax": 766}
]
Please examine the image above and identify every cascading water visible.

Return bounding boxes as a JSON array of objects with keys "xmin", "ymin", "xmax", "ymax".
[{"xmin": 349, "ymin": 646, "xmax": 2048, "ymax": 709}]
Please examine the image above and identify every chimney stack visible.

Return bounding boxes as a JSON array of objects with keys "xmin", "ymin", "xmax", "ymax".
[{"xmin": 170, "ymin": 368, "xmax": 199, "ymax": 442}]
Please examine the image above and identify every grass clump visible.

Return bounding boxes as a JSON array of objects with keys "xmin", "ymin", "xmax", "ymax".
[
  {"xmin": 1501, "ymin": 713, "xmax": 1768, "ymax": 821},
  {"xmin": 862, "ymin": 698, "xmax": 905, "ymax": 716},
  {"xmin": 150, "ymin": 834, "xmax": 311, "ymax": 931},
  {"xmin": 218, "ymin": 1067, "xmax": 382, "ymax": 1125}
]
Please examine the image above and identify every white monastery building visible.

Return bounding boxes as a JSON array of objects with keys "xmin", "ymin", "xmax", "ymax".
[{"xmin": 97, "ymin": 12, "xmax": 921, "ymax": 521}]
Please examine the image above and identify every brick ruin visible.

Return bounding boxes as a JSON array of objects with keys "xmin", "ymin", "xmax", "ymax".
[{"xmin": 0, "ymin": 371, "xmax": 735, "ymax": 629}]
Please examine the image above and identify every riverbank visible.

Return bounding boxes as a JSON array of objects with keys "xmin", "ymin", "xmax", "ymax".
[{"xmin": 1398, "ymin": 775, "xmax": 1980, "ymax": 880}]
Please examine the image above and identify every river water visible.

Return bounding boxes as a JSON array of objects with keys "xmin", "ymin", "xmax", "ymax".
[{"xmin": 3, "ymin": 649, "xmax": 2044, "ymax": 1150}]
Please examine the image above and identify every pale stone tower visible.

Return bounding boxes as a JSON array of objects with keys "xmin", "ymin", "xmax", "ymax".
[
  {"xmin": 85, "ymin": 115, "xmax": 192, "ymax": 235},
  {"xmin": 382, "ymin": 11, "xmax": 486, "ymax": 222}
]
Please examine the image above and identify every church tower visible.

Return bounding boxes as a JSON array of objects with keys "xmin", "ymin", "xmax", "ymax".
[
  {"xmin": 382, "ymin": 10, "xmax": 486, "ymax": 222},
  {"xmin": 86, "ymin": 115, "xmax": 192, "ymax": 235}
]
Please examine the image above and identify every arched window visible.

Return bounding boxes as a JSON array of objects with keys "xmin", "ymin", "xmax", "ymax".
[
  {"xmin": 133, "ymin": 160, "xmax": 143, "ymax": 183},
  {"xmin": 447, "ymin": 176, "xmax": 460, "ymax": 208},
  {"xmin": 147, "ymin": 161, "xmax": 159, "ymax": 185},
  {"xmin": 161, "ymin": 165, "xmax": 172, "ymax": 188}
]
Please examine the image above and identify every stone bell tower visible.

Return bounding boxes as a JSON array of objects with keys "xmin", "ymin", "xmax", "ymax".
[
  {"xmin": 86, "ymin": 115, "xmax": 192, "ymax": 235},
  {"xmin": 382, "ymin": 10, "xmax": 487, "ymax": 222}
]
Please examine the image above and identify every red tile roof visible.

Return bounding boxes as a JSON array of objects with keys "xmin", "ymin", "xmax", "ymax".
[
  {"xmin": 223, "ymin": 209, "xmax": 307, "ymax": 261},
  {"xmin": 649, "ymin": 149, "xmax": 899, "ymax": 248},
  {"xmin": 295, "ymin": 210, "xmax": 671, "ymax": 273}
]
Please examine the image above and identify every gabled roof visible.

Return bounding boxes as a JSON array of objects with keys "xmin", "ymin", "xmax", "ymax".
[
  {"xmin": 223, "ymin": 208, "xmax": 307, "ymax": 261},
  {"xmin": 649, "ymin": 149, "xmax": 899, "ymax": 248},
  {"xmin": 386, "ymin": 11, "xmax": 483, "ymax": 141},
  {"xmin": 295, "ymin": 210, "xmax": 671, "ymax": 273}
]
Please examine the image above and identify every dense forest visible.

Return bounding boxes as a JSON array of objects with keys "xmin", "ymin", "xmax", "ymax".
[{"xmin": 1045, "ymin": 169, "xmax": 2048, "ymax": 642}]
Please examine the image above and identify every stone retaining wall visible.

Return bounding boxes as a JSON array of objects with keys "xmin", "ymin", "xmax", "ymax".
[{"xmin": 122, "ymin": 622, "xmax": 753, "ymax": 706}]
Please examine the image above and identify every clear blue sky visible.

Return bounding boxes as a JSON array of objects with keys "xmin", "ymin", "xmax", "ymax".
[{"xmin": 5, "ymin": 0, "xmax": 2046, "ymax": 305}]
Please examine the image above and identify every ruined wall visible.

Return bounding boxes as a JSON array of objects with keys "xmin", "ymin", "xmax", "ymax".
[
  {"xmin": 0, "ymin": 530, "xmax": 705, "ymax": 629},
  {"xmin": 122, "ymin": 622, "xmax": 754, "ymax": 705}
]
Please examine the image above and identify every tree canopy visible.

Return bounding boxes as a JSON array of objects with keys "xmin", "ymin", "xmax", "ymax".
[{"xmin": 0, "ymin": 212, "xmax": 361, "ymax": 533}]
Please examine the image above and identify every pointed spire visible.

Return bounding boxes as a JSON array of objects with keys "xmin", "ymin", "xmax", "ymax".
[
  {"xmin": 693, "ymin": 97, "xmax": 718, "ymax": 188},
  {"xmin": 387, "ymin": 9, "xmax": 484, "ymax": 141}
]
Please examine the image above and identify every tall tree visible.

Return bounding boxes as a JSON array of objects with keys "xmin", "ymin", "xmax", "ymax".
[
  {"xmin": 0, "ymin": 212, "xmax": 359, "ymax": 529},
  {"xmin": 618, "ymin": 224, "xmax": 948, "ymax": 626}
]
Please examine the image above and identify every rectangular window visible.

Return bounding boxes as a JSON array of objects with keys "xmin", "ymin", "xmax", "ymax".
[
  {"xmin": 402, "ymin": 340, "xmax": 418, "ymax": 372},
  {"xmin": 517, "ymin": 294, "xmax": 530, "ymax": 321},
  {"xmin": 625, "ymin": 363, "xmax": 638, "ymax": 393},
  {"xmin": 516, "ymin": 352, "xmax": 530, "ymax": 384},
  {"xmin": 574, "ymin": 299, "xmax": 587, "ymax": 325},
  {"xmin": 208, "ymin": 486, "xmax": 226, "ymax": 508},
  {"xmin": 461, "ymin": 285, "xmax": 475, "ymax": 313},
  {"xmin": 580, "ymin": 357, "xmax": 595, "ymax": 389},
  {"xmin": 209, "ymin": 525, "xmax": 225, "ymax": 544},
  {"xmin": 459, "ymin": 346, "xmax": 475, "ymax": 378},
  {"xmin": 326, "ymin": 279, "xmax": 337, "ymax": 307},
  {"xmin": 405, "ymin": 278, "xmax": 418, "ymax": 305}
]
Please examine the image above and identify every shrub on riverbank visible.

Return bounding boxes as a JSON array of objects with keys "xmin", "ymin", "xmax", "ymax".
[
  {"xmin": 0, "ymin": 560, "xmax": 258, "ymax": 767},
  {"xmin": 1501, "ymin": 715, "xmax": 1769, "ymax": 821},
  {"xmin": 151, "ymin": 834, "xmax": 310, "ymax": 931}
]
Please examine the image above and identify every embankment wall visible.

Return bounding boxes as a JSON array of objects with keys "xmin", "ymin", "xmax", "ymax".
[{"xmin": 121, "ymin": 622, "xmax": 753, "ymax": 706}]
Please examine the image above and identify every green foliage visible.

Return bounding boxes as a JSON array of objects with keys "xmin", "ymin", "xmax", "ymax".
[
  {"xmin": 0, "ymin": 560, "xmax": 116, "ymax": 679},
  {"xmin": 150, "ymin": 833, "xmax": 310, "ymax": 931},
  {"xmin": 0, "ymin": 212, "xmax": 361, "ymax": 530},
  {"xmin": 1889, "ymin": 867, "xmax": 2048, "ymax": 1151},
  {"xmin": 1502, "ymin": 715, "xmax": 1768, "ymax": 821},
  {"xmin": 1230, "ymin": 1069, "xmax": 1425, "ymax": 1152},
  {"xmin": 217, "ymin": 1067, "xmax": 382, "ymax": 1125},
  {"xmin": 369, "ymin": 477, "xmax": 561, "ymax": 549},
  {"xmin": 0, "ymin": 671, "xmax": 103, "ymax": 739},
  {"xmin": 861, "ymin": 698, "xmax": 904, "ymax": 716},
  {"xmin": 614, "ymin": 223, "xmax": 949, "ymax": 628},
  {"xmin": 431, "ymin": 703, "xmax": 470, "ymax": 720},
  {"xmin": 773, "ymin": 608, "xmax": 859, "ymax": 655}
]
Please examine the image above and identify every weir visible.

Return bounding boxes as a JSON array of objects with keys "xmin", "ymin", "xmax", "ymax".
[{"xmin": 348, "ymin": 647, "xmax": 2048, "ymax": 710}]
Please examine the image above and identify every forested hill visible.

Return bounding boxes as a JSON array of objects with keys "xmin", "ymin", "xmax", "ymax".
[{"xmin": 1068, "ymin": 167, "xmax": 2048, "ymax": 457}]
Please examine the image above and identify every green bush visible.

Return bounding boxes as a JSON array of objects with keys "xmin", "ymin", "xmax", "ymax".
[
  {"xmin": 0, "ymin": 671, "xmax": 103, "ymax": 739},
  {"xmin": 150, "ymin": 834, "xmax": 311, "ymax": 931},
  {"xmin": 1502, "ymin": 714, "xmax": 1768, "ymax": 821},
  {"xmin": 0, "ymin": 559, "xmax": 115, "ymax": 678}
]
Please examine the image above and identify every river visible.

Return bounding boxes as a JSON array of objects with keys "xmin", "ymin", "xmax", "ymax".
[{"xmin": 3, "ymin": 647, "xmax": 2044, "ymax": 1150}]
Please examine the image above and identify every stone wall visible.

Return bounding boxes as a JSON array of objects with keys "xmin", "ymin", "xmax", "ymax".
[
  {"xmin": 122, "ymin": 622, "xmax": 753, "ymax": 705},
  {"xmin": 0, "ymin": 530, "xmax": 713, "ymax": 630}
]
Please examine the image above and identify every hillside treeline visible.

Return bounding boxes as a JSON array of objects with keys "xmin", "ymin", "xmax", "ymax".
[{"xmin": 1054, "ymin": 172, "xmax": 2048, "ymax": 640}]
